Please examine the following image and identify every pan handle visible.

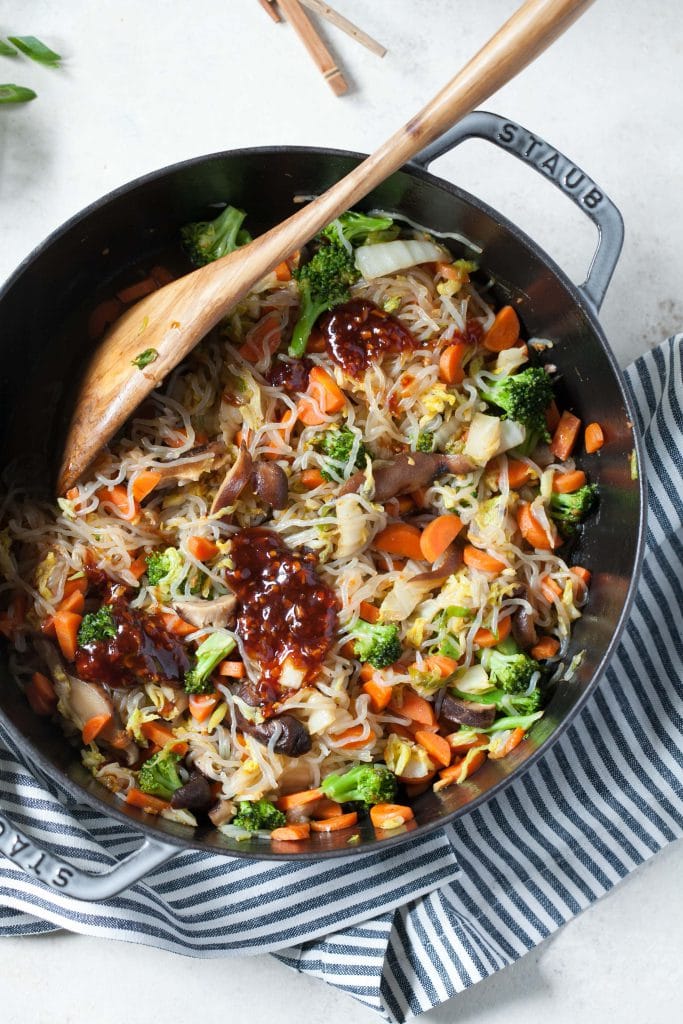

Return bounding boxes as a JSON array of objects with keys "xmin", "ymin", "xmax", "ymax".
[
  {"xmin": 0, "ymin": 806, "xmax": 178, "ymax": 901},
  {"xmin": 410, "ymin": 110, "xmax": 623, "ymax": 312}
]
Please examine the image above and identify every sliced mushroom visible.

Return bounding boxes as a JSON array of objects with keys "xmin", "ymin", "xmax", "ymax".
[
  {"xmin": 253, "ymin": 462, "xmax": 288, "ymax": 510},
  {"xmin": 339, "ymin": 452, "xmax": 474, "ymax": 503},
  {"xmin": 512, "ymin": 605, "xmax": 538, "ymax": 650},
  {"xmin": 209, "ymin": 798, "xmax": 236, "ymax": 826},
  {"xmin": 236, "ymin": 710, "xmax": 312, "ymax": 757},
  {"xmin": 410, "ymin": 544, "xmax": 463, "ymax": 587},
  {"xmin": 170, "ymin": 771, "xmax": 214, "ymax": 812},
  {"xmin": 152, "ymin": 443, "xmax": 227, "ymax": 483},
  {"xmin": 210, "ymin": 444, "xmax": 253, "ymax": 514},
  {"xmin": 172, "ymin": 594, "xmax": 237, "ymax": 630},
  {"xmin": 438, "ymin": 692, "xmax": 496, "ymax": 730}
]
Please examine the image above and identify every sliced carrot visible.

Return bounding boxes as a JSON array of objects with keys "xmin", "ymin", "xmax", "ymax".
[
  {"xmin": 447, "ymin": 731, "xmax": 489, "ymax": 752},
  {"xmin": 531, "ymin": 636, "xmax": 560, "ymax": 660},
  {"xmin": 506, "ymin": 459, "xmax": 534, "ymax": 489},
  {"xmin": 131, "ymin": 470, "xmax": 162, "ymax": 503},
  {"xmin": 374, "ymin": 523, "xmax": 423, "ymax": 561},
  {"xmin": 545, "ymin": 399, "xmax": 561, "ymax": 433},
  {"xmin": 517, "ymin": 502, "xmax": 557, "ymax": 551},
  {"xmin": 25, "ymin": 672, "xmax": 57, "ymax": 717},
  {"xmin": 488, "ymin": 726, "xmax": 526, "ymax": 760},
  {"xmin": 160, "ymin": 612, "xmax": 197, "ymax": 637},
  {"xmin": 117, "ymin": 277, "xmax": 157, "ymax": 304},
  {"xmin": 571, "ymin": 565, "xmax": 592, "ymax": 586},
  {"xmin": 239, "ymin": 311, "xmax": 281, "ymax": 362},
  {"xmin": 149, "ymin": 264, "xmax": 175, "ymax": 287},
  {"xmin": 270, "ymin": 823, "xmax": 310, "ymax": 841},
  {"xmin": 370, "ymin": 803, "xmax": 414, "ymax": 829},
  {"xmin": 275, "ymin": 787, "xmax": 323, "ymax": 812},
  {"xmin": 391, "ymin": 689, "xmax": 436, "ymax": 727},
  {"xmin": 419, "ymin": 514, "xmax": 463, "ymax": 563},
  {"xmin": 300, "ymin": 468, "xmax": 325, "ymax": 489},
  {"xmin": 434, "ymin": 748, "xmax": 487, "ymax": 790},
  {"xmin": 97, "ymin": 485, "xmax": 139, "ymax": 521},
  {"xmin": 57, "ymin": 589, "xmax": 85, "ymax": 615},
  {"xmin": 87, "ymin": 297, "xmax": 123, "ymax": 340},
  {"xmin": 297, "ymin": 367, "xmax": 346, "ymax": 425},
  {"xmin": 140, "ymin": 720, "xmax": 188, "ymax": 755},
  {"xmin": 462, "ymin": 545, "xmax": 506, "ymax": 574},
  {"xmin": 474, "ymin": 615, "xmax": 512, "ymax": 648},
  {"xmin": 310, "ymin": 811, "xmax": 358, "ymax": 833},
  {"xmin": 274, "ymin": 260, "xmax": 292, "ymax": 282},
  {"xmin": 552, "ymin": 469, "xmax": 587, "ymax": 494},
  {"xmin": 585, "ymin": 421, "xmax": 604, "ymax": 453},
  {"xmin": 412, "ymin": 654, "xmax": 459, "ymax": 679},
  {"xmin": 125, "ymin": 788, "xmax": 170, "ymax": 814},
  {"xmin": 187, "ymin": 535, "xmax": 219, "ymax": 561},
  {"xmin": 362, "ymin": 678, "xmax": 393, "ymax": 713},
  {"xmin": 483, "ymin": 305, "xmax": 520, "ymax": 352},
  {"xmin": 189, "ymin": 693, "xmax": 220, "ymax": 723},
  {"xmin": 414, "ymin": 730, "xmax": 452, "ymax": 768},
  {"xmin": 333, "ymin": 725, "xmax": 376, "ymax": 749},
  {"xmin": 53, "ymin": 610, "xmax": 82, "ymax": 662},
  {"xmin": 129, "ymin": 554, "xmax": 148, "ymax": 580},
  {"xmin": 217, "ymin": 660, "xmax": 246, "ymax": 678},
  {"xmin": 63, "ymin": 577, "xmax": 88, "ymax": 598},
  {"xmin": 82, "ymin": 713, "xmax": 113, "ymax": 746},
  {"xmin": 359, "ymin": 600, "xmax": 381, "ymax": 624},
  {"xmin": 439, "ymin": 341, "xmax": 469, "ymax": 385},
  {"xmin": 550, "ymin": 410, "xmax": 582, "ymax": 461},
  {"xmin": 540, "ymin": 575, "xmax": 563, "ymax": 603}
]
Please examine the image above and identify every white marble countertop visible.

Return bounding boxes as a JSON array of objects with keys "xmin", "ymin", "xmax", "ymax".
[{"xmin": 1, "ymin": 1, "xmax": 681, "ymax": 1020}]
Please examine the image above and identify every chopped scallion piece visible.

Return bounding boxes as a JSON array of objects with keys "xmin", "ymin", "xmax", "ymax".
[
  {"xmin": 0, "ymin": 83, "xmax": 36, "ymax": 103},
  {"xmin": 8, "ymin": 36, "xmax": 61, "ymax": 67}
]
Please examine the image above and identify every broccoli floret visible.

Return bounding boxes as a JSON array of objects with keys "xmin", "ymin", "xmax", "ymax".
[
  {"xmin": 184, "ymin": 630, "xmax": 236, "ymax": 694},
  {"xmin": 415, "ymin": 430, "xmax": 434, "ymax": 453},
  {"xmin": 321, "ymin": 211, "xmax": 396, "ymax": 248},
  {"xmin": 77, "ymin": 605, "xmax": 116, "ymax": 646},
  {"xmin": 181, "ymin": 205, "xmax": 252, "ymax": 267},
  {"xmin": 479, "ymin": 367, "xmax": 554, "ymax": 455},
  {"xmin": 232, "ymin": 798, "xmax": 286, "ymax": 832},
  {"xmin": 549, "ymin": 485, "xmax": 598, "ymax": 535},
  {"xmin": 138, "ymin": 749, "xmax": 183, "ymax": 801},
  {"xmin": 146, "ymin": 547, "xmax": 182, "ymax": 587},
  {"xmin": 288, "ymin": 241, "xmax": 359, "ymax": 357},
  {"xmin": 349, "ymin": 620, "xmax": 402, "ymax": 669},
  {"xmin": 321, "ymin": 763, "xmax": 397, "ymax": 807},
  {"xmin": 480, "ymin": 636, "xmax": 540, "ymax": 694},
  {"xmin": 313, "ymin": 425, "xmax": 368, "ymax": 481}
]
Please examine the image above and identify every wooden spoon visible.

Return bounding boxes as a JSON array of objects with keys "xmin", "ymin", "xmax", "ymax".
[{"xmin": 59, "ymin": 0, "xmax": 593, "ymax": 492}]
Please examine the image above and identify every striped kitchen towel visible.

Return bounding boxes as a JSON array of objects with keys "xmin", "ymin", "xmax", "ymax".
[{"xmin": 1, "ymin": 336, "xmax": 682, "ymax": 1020}]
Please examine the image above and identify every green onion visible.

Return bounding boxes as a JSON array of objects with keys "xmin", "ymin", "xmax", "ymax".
[
  {"xmin": 132, "ymin": 348, "xmax": 158, "ymax": 369},
  {"xmin": 0, "ymin": 84, "xmax": 36, "ymax": 103},
  {"xmin": 8, "ymin": 36, "xmax": 61, "ymax": 68},
  {"xmin": 0, "ymin": 39, "xmax": 18, "ymax": 56}
]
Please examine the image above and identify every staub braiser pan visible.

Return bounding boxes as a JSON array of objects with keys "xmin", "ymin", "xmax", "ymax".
[{"xmin": 0, "ymin": 112, "xmax": 646, "ymax": 899}]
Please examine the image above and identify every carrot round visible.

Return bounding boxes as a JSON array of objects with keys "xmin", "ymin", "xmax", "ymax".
[
  {"xmin": 274, "ymin": 260, "xmax": 292, "ymax": 282},
  {"xmin": 434, "ymin": 747, "xmax": 487, "ymax": 790},
  {"xmin": 391, "ymin": 689, "xmax": 436, "ymax": 727},
  {"xmin": 53, "ymin": 610, "xmax": 82, "ymax": 662},
  {"xmin": 373, "ymin": 523, "xmax": 423, "ymax": 561},
  {"xmin": 362, "ymin": 678, "xmax": 393, "ymax": 713},
  {"xmin": 419, "ymin": 514, "xmax": 463, "ymax": 563},
  {"xmin": 140, "ymin": 720, "xmax": 188, "ymax": 755},
  {"xmin": 488, "ymin": 726, "xmax": 526, "ymax": 760},
  {"xmin": 414, "ymin": 730, "xmax": 452, "ymax": 768},
  {"xmin": 333, "ymin": 725, "xmax": 375, "ymax": 749},
  {"xmin": 57, "ymin": 589, "xmax": 85, "ymax": 616},
  {"xmin": 571, "ymin": 565, "xmax": 591, "ymax": 586},
  {"xmin": 297, "ymin": 367, "xmax": 346, "ymax": 425},
  {"xmin": 370, "ymin": 803, "xmax": 414, "ymax": 830},
  {"xmin": 275, "ymin": 787, "xmax": 323, "ymax": 812},
  {"xmin": 217, "ymin": 660, "xmax": 246, "ymax": 678},
  {"xmin": 82, "ymin": 713, "xmax": 113, "ymax": 746},
  {"xmin": 411, "ymin": 655, "xmax": 459, "ymax": 680},
  {"xmin": 585, "ymin": 421, "xmax": 604, "ymax": 453},
  {"xmin": 447, "ymin": 731, "xmax": 489, "ymax": 752},
  {"xmin": 129, "ymin": 554, "xmax": 149, "ymax": 580},
  {"xmin": 25, "ymin": 672, "xmax": 57, "ymax": 717},
  {"xmin": 187, "ymin": 535, "xmax": 219, "ymax": 561},
  {"xmin": 189, "ymin": 693, "xmax": 220, "ymax": 723},
  {"xmin": 125, "ymin": 788, "xmax": 170, "ymax": 814},
  {"xmin": 462, "ymin": 545, "xmax": 507, "ymax": 574},
  {"xmin": 483, "ymin": 305, "xmax": 520, "ymax": 352},
  {"xmin": 131, "ymin": 470, "xmax": 162, "ymax": 503},
  {"xmin": 300, "ymin": 468, "xmax": 325, "ymax": 489},
  {"xmin": 439, "ymin": 341, "xmax": 469, "ymax": 385},
  {"xmin": 474, "ymin": 615, "xmax": 512, "ymax": 648},
  {"xmin": 117, "ymin": 277, "xmax": 157, "ymax": 304},
  {"xmin": 506, "ymin": 459, "xmax": 534, "ymax": 489},
  {"xmin": 517, "ymin": 502, "xmax": 557, "ymax": 551},
  {"xmin": 97, "ymin": 485, "xmax": 139, "ymax": 521},
  {"xmin": 531, "ymin": 636, "xmax": 561, "ymax": 660},
  {"xmin": 160, "ymin": 612, "xmax": 197, "ymax": 637},
  {"xmin": 63, "ymin": 577, "xmax": 88, "ymax": 598},
  {"xmin": 550, "ymin": 410, "xmax": 582, "ymax": 461},
  {"xmin": 552, "ymin": 469, "xmax": 587, "ymax": 493},
  {"xmin": 359, "ymin": 600, "xmax": 381, "ymax": 624},
  {"xmin": 540, "ymin": 575, "xmax": 563, "ymax": 603},
  {"xmin": 310, "ymin": 811, "xmax": 359, "ymax": 833},
  {"xmin": 239, "ymin": 311, "xmax": 281, "ymax": 362},
  {"xmin": 270, "ymin": 823, "xmax": 311, "ymax": 841}
]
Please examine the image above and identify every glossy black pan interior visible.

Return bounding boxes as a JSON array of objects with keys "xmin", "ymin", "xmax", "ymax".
[{"xmin": 0, "ymin": 113, "xmax": 645, "ymax": 877}]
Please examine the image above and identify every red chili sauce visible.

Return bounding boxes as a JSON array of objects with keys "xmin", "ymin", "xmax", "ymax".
[
  {"xmin": 225, "ymin": 528, "xmax": 338, "ymax": 696},
  {"xmin": 321, "ymin": 299, "xmax": 418, "ymax": 378},
  {"xmin": 75, "ymin": 597, "xmax": 190, "ymax": 689}
]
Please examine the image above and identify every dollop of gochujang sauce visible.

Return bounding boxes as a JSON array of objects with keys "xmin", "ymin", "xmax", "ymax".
[
  {"xmin": 321, "ymin": 299, "xmax": 418, "ymax": 377},
  {"xmin": 75, "ymin": 597, "xmax": 190, "ymax": 689},
  {"xmin": 225, "ymin": 528, "xmax": 338, "ymax": 696}
]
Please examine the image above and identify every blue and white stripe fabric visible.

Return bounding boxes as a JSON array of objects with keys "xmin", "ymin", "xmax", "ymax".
[{"xmin": 1, "ymin": 337, "xmax": 682, "ymax": 1020}]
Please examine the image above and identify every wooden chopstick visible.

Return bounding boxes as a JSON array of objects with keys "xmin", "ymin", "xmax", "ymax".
[
  {"xmin": 257, "ymin": 0, "xmax": 282, "ymax": 22},
  {"xmin": 277, "ymin": 0, "xmax": 348, "ymax": 96},
  {"xmin": 298, "ymin": 0, "xmax": 386, "ymax": 58}
]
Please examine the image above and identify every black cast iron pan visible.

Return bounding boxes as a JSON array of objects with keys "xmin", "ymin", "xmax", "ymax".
[{"xmin": 0, "ymin": 112, "xmax": 646, "ymax": 899}]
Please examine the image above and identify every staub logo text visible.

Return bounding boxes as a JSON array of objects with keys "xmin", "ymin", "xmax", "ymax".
[
  {"xmin": 0, "ymin": 814, "xmax": 73, "ymax": 889},
  {"xmin": 497, "ymin": 121, "xmax": 603, "ymax": 210}
]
